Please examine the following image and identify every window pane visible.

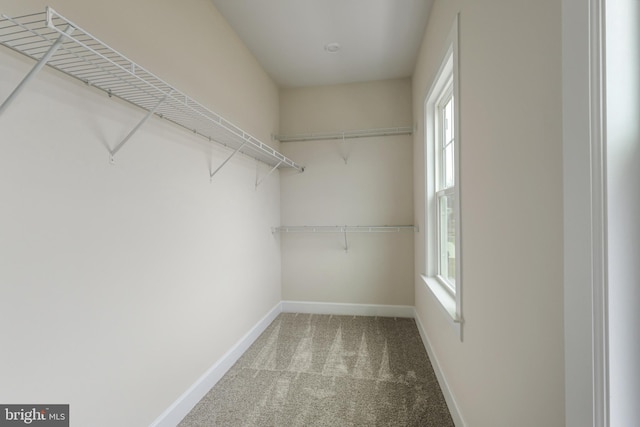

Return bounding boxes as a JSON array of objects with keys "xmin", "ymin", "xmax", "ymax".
[
  {"xmin": 440, "ymin": 94, "xmax": 455, "ymax": 189},
  {"xmin": 444, "ymin": 142, "xmax": 454, "ymax": 188},
  {"xmin": 444, "ymin": 97, "xmax": 454, "ymax": 143},
  {"xmin": 438, "ymin": 193, "xmax": 456, "ymax": 289}
]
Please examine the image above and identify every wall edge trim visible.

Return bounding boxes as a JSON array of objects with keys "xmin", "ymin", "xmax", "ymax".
[
  {"xmin": 281, "ymin": 300, "xmax": 415, "ymax": 318},
  {"xmin": 149, "ymin": 301, "xmax": 283, "ymax": 427},
  {"xmin": 413, "ymin": 308, "xmax": 467, "ymax": 427}
]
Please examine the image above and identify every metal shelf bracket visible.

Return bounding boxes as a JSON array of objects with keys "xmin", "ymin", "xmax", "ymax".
[
  {"xmin": 110, "ymin": 93, "xmax": 169, "ymax": 164},
  {"xmin": 210, "ymin": 141, "xmax": 248, "ymax": 181},
  {"xmin": 340, "ymin": 133, "xmax": 350, "ymax": 165},
  {"xmin": 0, "ymin": 24, "xmax": 74, "ymax": 118},
  {"xmin": 255, "ymin": 161, "xmax": 282, "ymax": 189},
  {"xmin": 342, "ymin": 226, "xmax": 349, "ymax": 253}
]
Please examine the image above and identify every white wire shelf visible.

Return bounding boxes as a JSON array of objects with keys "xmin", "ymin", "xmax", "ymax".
[
  {"xmin": 273, "ymin": 225, "xmax": 418, "ymax": 233},
  {"xmin": 273, "ymin": 225, "xmax": 417, "ymax": 253},
  {"xmin": 274, "ymin": 126, "xmax": 413, "ymax": 143},
  {"xmin": 0, "ymin": 7, "xmax": 303, "ymax": 172}
]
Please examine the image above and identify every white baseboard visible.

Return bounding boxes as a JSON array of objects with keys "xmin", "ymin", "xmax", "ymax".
[
  {"xmin": 413, "ymin": 308, "xmax": 466, "ymax": 427},
  {"xmin": 151, "ymin": 302, "xmax": 458, "ymax": 426},
  {"xmin": 149, "ymin": 302, "xmax": 282, "ymax": 427},
  {"xmin": 281, "ymin": 300, "xmax": 415, "ymax": 318}
]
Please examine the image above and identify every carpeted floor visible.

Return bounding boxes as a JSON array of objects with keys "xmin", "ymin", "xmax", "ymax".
[{"xmin": 179, "ymin": 313, "xmax": 454, "ymax": 426}]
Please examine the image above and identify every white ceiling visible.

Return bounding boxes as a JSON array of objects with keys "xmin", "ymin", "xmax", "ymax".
[{"xmin": 210, "ymin": 0, "xmax": 433, "ymax": 88}]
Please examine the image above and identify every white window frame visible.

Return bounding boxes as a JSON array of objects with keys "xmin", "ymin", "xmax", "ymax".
[
  {"xmin": 435, "ymin": 83, "xmax": 455, "ymax": 292},
  {"xmin": 421, "ymin": 14, "xmax": 463, "ymax": 339}
]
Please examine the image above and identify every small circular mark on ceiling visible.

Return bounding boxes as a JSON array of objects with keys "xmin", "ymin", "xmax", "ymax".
[{"xmin": 324, "ymin": 42, "xmax": 341, "ymax": 53}]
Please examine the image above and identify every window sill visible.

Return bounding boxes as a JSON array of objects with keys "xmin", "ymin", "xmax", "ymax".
[{"xmin": 421, "ymin": 274, "xmax": 463, "ymax": 336}]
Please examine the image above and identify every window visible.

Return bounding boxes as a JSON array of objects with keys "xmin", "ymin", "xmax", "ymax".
[
  {"xmin": 422, "ymin": 15, "xmax": 463, "ymax": 337},
  {"xmin": 436, "ymin": 84, "xmax": 456, "ymax": 291}
]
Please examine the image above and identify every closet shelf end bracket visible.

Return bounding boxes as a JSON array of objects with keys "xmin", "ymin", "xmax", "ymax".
[{"xmin": 0, "ymin": 24, "xmax": 75, "ymax": 118}]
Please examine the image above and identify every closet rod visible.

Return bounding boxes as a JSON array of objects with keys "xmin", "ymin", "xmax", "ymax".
[{"xmin": 274, "ymin": 126, "xmax": 413, "ymax": 143}]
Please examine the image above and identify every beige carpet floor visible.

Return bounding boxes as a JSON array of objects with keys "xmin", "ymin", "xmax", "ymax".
[{"xmin": 179, "ymin": 313, "xmax": 454, "ymax": 426}]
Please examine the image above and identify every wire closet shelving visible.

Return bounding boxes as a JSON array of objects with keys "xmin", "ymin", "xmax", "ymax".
[
  {"xmin": 0, "ymin": 7, "xmax": 304, "ymax": 176},
  {"xmin": 273, "ymin": 225, "xmax": 418, "ymax": 253},
  {"xmin": 273, "ymin": 225, "xmax": 417, "ymax": 233},
  {"xmin": 274, "ymin": 126, "xmax": 413, "ymax": 143}
]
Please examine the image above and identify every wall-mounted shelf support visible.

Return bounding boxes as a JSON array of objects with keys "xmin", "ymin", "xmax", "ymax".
[
  {"xmin": 110, "ymin": 93, "xmax": 169, "ymax": 164},
  {"xmin": 272, "ymin": 225, "xmax": 418, "ymax": 253},
  {"xmin": 340, "ymin": 132, "xmax": 350, "ymax": 165},
  {"xmin": 255, "ymin": 161, "xmax": 282, "ymax": 189},
  {"xmin": 0, "ymin": 7, "xmax": 304, "ymax": 176},
  {"xmin": 0, "ymin": 23, "xmax": 74, "ymax": 117},
  {"xmin": 343, "ymin": 228, "xmax": 349, "ymax": 253},
  {"xmin": 210, "ymin": 141, "xmax": 248, "ymax": 181}
]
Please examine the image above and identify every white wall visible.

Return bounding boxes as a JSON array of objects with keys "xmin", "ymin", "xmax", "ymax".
[
  {"xmin": 413, "ymin": 1, "xmax": 565, "ymax": 425},
  {"xmin": 0, "ymin": 1, "xmax": 282, "ymax": 425},
  {"xmin": 279, "ymin": 79, "xmax": 415, "ymax": 306},
  {"xmin": 606, "ymin": 0, "xmax": 640, "ymax": 424}
]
